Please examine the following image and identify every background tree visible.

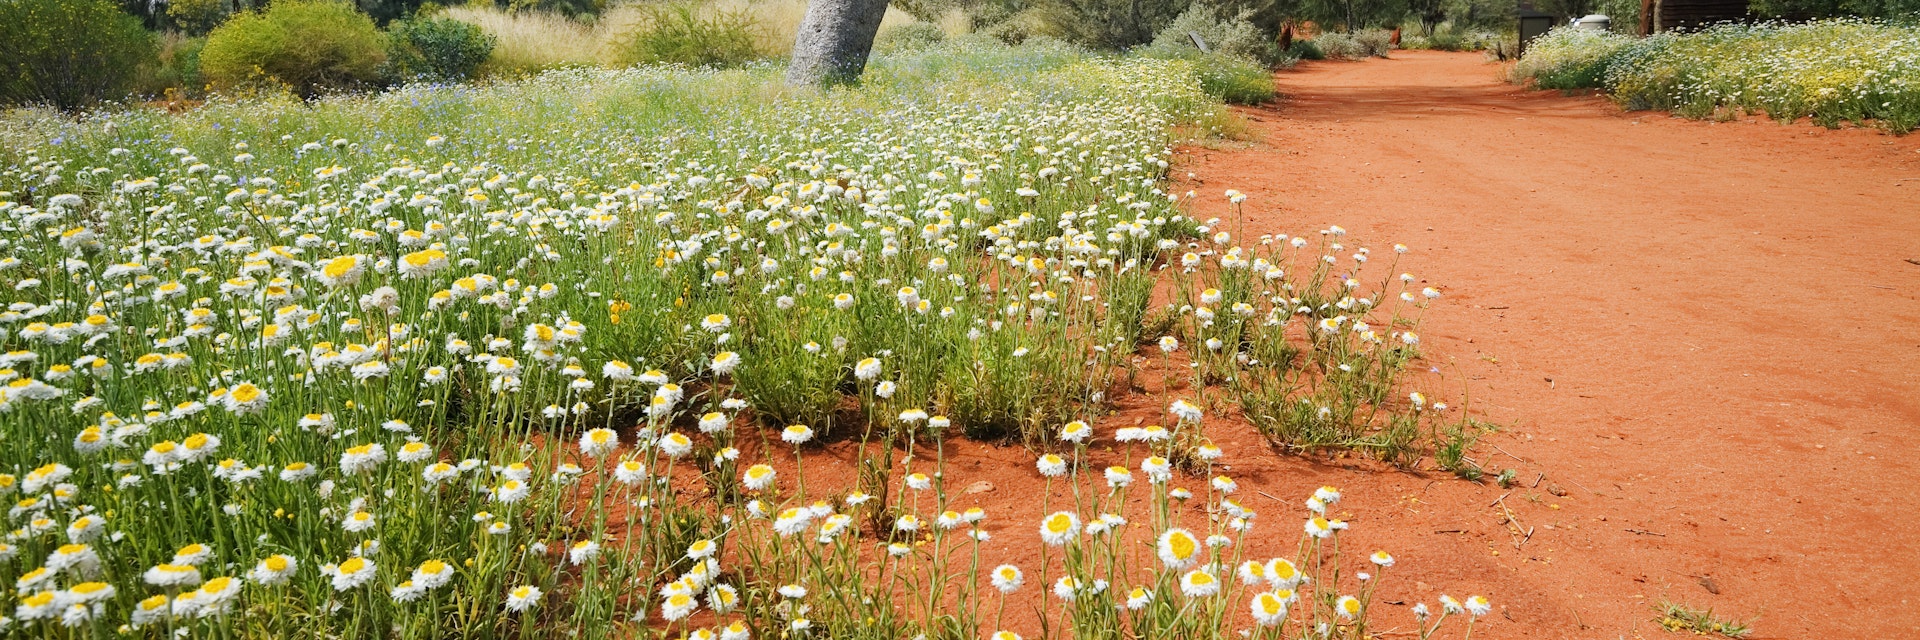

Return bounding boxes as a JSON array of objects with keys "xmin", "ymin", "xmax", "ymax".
[
  {"xmin": 1281, "ymin": 0, "xmax": 1408, "ymax": 31},
  {"xmin": 787, "ymin": 0, "xmax": 892, "ymax": 85},
  {"xmin": 0, "ymin": 0, "xmax": 155, "ymax": 108},
  {"xmin": 1039, "ymin": 0, "xmax": 1192, "ymax": 49}
]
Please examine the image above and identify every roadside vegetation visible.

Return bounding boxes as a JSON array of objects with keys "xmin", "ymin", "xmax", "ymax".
[{"xmin": 1512, "ymin": 20, "xmax": 1920, "ymax": 133}]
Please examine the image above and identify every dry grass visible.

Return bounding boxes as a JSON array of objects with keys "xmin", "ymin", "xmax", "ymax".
[
  {"xmin": 445, "ymin": 5, "xmax": 600, "ymax": 73},
  {"xmin": 448, "ymin": 1, "xmax": 924, "ymax": 74},
  {"xmin": 698, "ymin": 0, "xmax": 922, "ymax": 54}
]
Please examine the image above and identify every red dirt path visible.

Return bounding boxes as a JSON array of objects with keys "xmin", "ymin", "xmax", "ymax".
[{"xmin": 1169, "ymin": 50, "xmax": 1920, "ymax": 638}]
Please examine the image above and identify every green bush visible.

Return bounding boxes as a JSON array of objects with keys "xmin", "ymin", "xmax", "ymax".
[
  {"xmin": 167, "ymin": 0, "xmax": 230, "ymax": 35},
  {"xmin": 136, "ymin": 33, "xmax": 208, "ymax": 97},
  {"xmin": 1137, "ymin": 47, "xmax": 1275, "ymax": 105},
  {"xmin": 200, "ymin": 0, "xmax": 388, "ymax": 97},
  {"xmin": 0, "ymin": 0, "xmax": 155, "ymax": 108},
  {"xmin": 1354, "ymin": 28, "xmax": 1393, "ymax": 57},
  {"xmin": 875, "ymin": 23, "xmax": 947, "ymax": 54},
  {"xmin": 1288, "ymin": 38, "xmax": 1326, "ymax": 60},
  {"xmin": 1196, "ymin": 53, "xmax": 1277, "ymax": 104},
  {"xmin": 608, "ymin": 3, "xmax": 761, "ymax": 68},
  {"xmin": 1040, "ymin": 0, "xmax": 1187, "ymax": 50},
  {"xmin": 1602, "ymin": 20, "xmax": 1920, "ymax": 132},
  {"xmin": 385, "ymin": 15, "xmax": 495, "ymax": 82},
  {"xmin": 1508, "ymin": 27, "xmax": 1633, "ymax": 89},
  {"xmin": 1144, "ymin": 4, "xmax": 1283, "ymax": 65},
  {"xmin": 1312, "ymin": 32, "xmax": 1366, "ymax": 60}
]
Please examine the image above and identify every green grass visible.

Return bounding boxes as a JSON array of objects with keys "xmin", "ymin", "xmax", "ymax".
[{"xmin": 1656, "ymin": 599, "xmax": 1754, "ymax": 638}]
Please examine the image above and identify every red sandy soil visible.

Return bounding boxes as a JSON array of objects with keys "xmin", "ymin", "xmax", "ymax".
[{"xmin": 1164, "ymin": 50, "xmax": 1920, "ymax": 638}]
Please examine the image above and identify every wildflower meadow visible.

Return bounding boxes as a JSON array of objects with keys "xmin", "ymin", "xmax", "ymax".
[
  {"xmin": 0, "ymin": 43, "xmax": 1486, "ymax": 639},
  {"xmin": 1512, "ymin": 19, "xmax": 1920, "ymax": 132}
]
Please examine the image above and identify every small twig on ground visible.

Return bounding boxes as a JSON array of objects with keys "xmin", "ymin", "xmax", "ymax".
[
  {"xmin": 1490, "ymin": 443, "xmax": 1527, "ymax": 462},
  {"xmin": 1530, "ymin": 472, "xmax": 1545, "ymax": 488},
  {"xmin": 1491, "ymin": 493, "xmax": 1530, "ymax": 548},
  {"xmin": 1626, "ymin": 528, "xmax": 1667, "ymax": 537}
]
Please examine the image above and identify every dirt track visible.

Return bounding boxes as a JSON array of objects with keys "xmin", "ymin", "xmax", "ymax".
[{"xmin": 1173, "ymin": 50, "xmax": 1920, "ymax": 638}]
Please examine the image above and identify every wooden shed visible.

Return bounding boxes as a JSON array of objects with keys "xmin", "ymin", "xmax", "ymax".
[{"xmin": 1639, "ymin": 0, "xmax": 1753, "ymax": 34}]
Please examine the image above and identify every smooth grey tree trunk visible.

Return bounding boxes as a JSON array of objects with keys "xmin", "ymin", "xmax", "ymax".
[{"xmin": 785, "ymin": 0, "xmax": 892, "ymax": 86}]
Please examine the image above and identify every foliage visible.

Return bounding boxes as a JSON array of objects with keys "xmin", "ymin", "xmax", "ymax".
[
  {"xmin": 1145, "ymin": 4, "xmax": 1284, "ymax": 64},
  {"xmin": 1039, "ymin": 0, "xmax": 1191, "ymax": 50},
  {"xmin": 1288, "ymin": 38, "xmax": 1326, "ymax": 60},
  {"xmin": 135, "ymin": 33, "xmax": 210, "ymax": 98},
  {"xmin": 1513, "ymin": 20, "xmax": 1920, "ymax": 133},
  {"xmin": 1435, "ymin": 0, "xmax": 1518, "ymax": 31},
  {"xmin": 874, "ymin": 22, "xmax": 948, "ymax": 53},
  {"xmin": 199, "ymin": 0, "xmax": 389, "ymax": 97},
  {"xmin": 1431, "ymin": 418, "xmax": 1491, "ymax": 481},
  {"xmin": 1139, "ymin": 48, "xmax": 1277, "ymax": 104},
  {"xmin": 166, "ymin": 0, "xmax": 231, "ymax": 35},
  {"xmin": 0, "ymin": 0, "xmax": 155, "ymax": 109},
  {"xmin": 1312, "ymin": 32, "xmax": 1368, "ymax": 59},
  {"xmin": 1417, "ymin": 27, "xmax": 1508, "ymax": 51},
  {"xmin": 1750, "ymin": 0, "xmax": 1920, "ymax": 19},
  {"xmin": 385, "ymin": 15, "xmax": 497, "ymax": 82},
  {"xmin": 1353, "ymin": 28, "xmax": 1393, "ymax": 56},
  {"xmin": 978, "ymin": 9, "xmax": 1054, "ymax": 44},
  {"xmin": 1655, "ymin": 600, "xmax": 1755, "ymax": 638},
  {"xmin": 500, "ymin": 0, "xmax": 606, "ymax": 20},
  {"xmin": 1509, "ymin": 26, "xmax": 1632, "ymax": 89},
  {"xmin": 1286, "ymin": 0, "xmax": 1412, "ymax": 32},
  {"xmin": 607, "ymin": 3, "xmax": 762, "ymax": 68}
]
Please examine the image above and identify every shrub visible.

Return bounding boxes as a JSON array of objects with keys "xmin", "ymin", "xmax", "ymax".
[
  {"xmin": 1508, "ymin": 27, "xmax": 1633, "ymax": 89},
  {"xmin": 608, "ymin": 3, "xmax": 761, "ymax": 67},
  {"xmin": 136, "ymin": 33, "xmax": 208, "ymax": 98},
  {"xmin": 1426, "ymin": 29, "xmax": 1510, "ymax": 52},
  {"xmin": 1288, "ymin": 38, "xmax": 1325, "ymax": 60},
  {"xmin": 1605, "ymin": 20, "xmax": 1920, "ymax": 132},
  {"xmin": 200, "ymin": 0, "xmax": 388, "ymax": 97},
  {"xmin": 167, "ymin": 0, "xmax": 230, "ymax": 35},
  {"xmin": 980, "ymin": 11, "xmax": 1050, "ymax": 45},
  {"xmin": 1145, "ymin": 4, "xmax": 1283, "ymax": 65},
  {"xmin": 874, "ymin": 22, "xmax": 946, "ymax": 54},
  {"xmin": 1354, "ymin": 28, "xmax": 1393, "ymax": 57},
  {"xmin": 385, "ymin": 15, "xmax": 496, "ymax": 82},
  {"xmin": 1138, "ymin": 47, "xmax": 1276, "ymax": 105},
  {"xmin": 1312, "ymin": 32, "xmax": 1366, "ymax": 60},
  {"xmin": 1195, "ymin": 53, "xmax": 1277, "ymax": 104},
  {"xmin": 1040, "ymin": 0, "xmax": 1187, "ymax": 50},
  {"xmin": 0, "ymin": 0, "xmax": 155, "ymax": 108}
]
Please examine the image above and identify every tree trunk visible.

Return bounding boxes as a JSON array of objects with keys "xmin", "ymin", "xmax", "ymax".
[{"xmin": 786, "ymin": 0, "xmax": 892, "ymax": 86}]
